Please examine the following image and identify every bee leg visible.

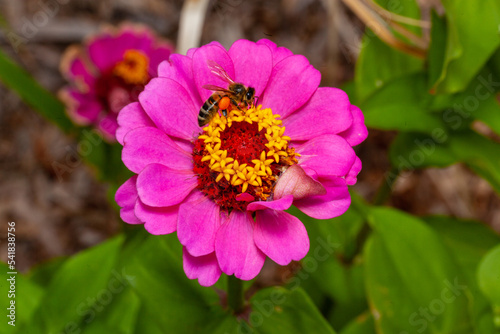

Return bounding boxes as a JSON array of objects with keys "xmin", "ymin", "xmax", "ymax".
[{"xmin": 222, "ymin": 109, "xmax": 227, "ymax": 117}]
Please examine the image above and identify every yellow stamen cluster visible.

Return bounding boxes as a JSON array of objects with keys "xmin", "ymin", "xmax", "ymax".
[
  {"xmin": 198, "ymin": 105, "xmax": 297, "ymax": 194},
  {"xmin": 113, "ymin": 50, "xmax": 149, "ymax": 85}
]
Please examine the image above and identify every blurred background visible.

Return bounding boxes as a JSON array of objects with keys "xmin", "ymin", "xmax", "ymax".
[{"xmin": 0, "ymin": 0, "xmax": 499, "ymax": 274}]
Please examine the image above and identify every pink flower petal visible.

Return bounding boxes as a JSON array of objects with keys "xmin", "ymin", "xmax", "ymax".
[
  {"xmin": 139, "ymin": 78, "xmax": 200, "ymax": 141},
  {"xmin": 294, "ymin": 177, "xmax": 350, "ymax": 219},
  {"xmin": 177, "ymin": 192, "xmax": 220, "ymax": 256},
  {"xmin": 254, "ymin": 210, "xmax": 309, "ymax": 265},
  {"xmin": 115, "ymin": 176, "xmax": 141, "ymax": 224},
  {"xmin": 192, "ymin": 44, "xmax": 235, "ymax": 102},
  {"xmin": 134, "ymin": 199, "xmax": 178, "ymax": 235},
  {"xmin": 283, "ymin": 87, "xmax": 353, "ymax": 141},
  {"xmin": 215, "ymin": 211, "xmax": 265, "ymax": 280},
  {"xmin": 296, "ymin": 134, "xmax": 356, "ymax": 178},
  {"xmin": 183, "ymin": 249, "xmax": 222, "ymax": 287},
  {"xmin": 247, "ymin": 195, "xmax": 293, "ymax": 212},
  {"xmin": 59, "ymin": 89, "xmax": 102, "ymax": 125},
  {"xmin": 273, "ymin": 165, "xmax": 326, "ymax": 200},
  {"xmin": 147, "ymin": 43, "xmax": 174, "ymax": 77},
  {"xmin": 158, "ymin": 54, "xmax": 202, "ymax": 107},
  {"xmin": 256, "ymin": 39, "xmax": 293, "ymax": 65},
  {"xmin": 338, "ymin": 105, "xmax": 368, "ymax": 146},
  {"xmin": 86, "ymin": 32, "xmax": 127, "ymax": 72},
  {"xmin": 116, "ymin": 102, "xmax": 154, "ymax": 145},
  {"xmin": 228, "ymin": 39, "xmax": 273, "ymax": 97},
  {"xmin": 97, "ymin": 113, "xmax": 118, "ymax": 141},
  {"xmin": 136, "ymin": 163, "xmax": 197, "ymax": 207},
  {"xmin": 87, "ymin": 27, "xmax": 154, "ymax": 72},
  {"xmin": 261, "ymin": 55, "xmax": 320, "ymax": 119},
  {"xmin": 60, "ymin": 48, "xmax": 96, "ymax": 91},
  {"xmin": 122, "ymin": 127, "xmax": 192, "ymax": 173},
  {"xmin": 346, "ymin": 156, "xmax": 362, "ymax": 185},
  {"xmin": 236, "ymin": 193, "xmax": 255, "ymax": 202}
]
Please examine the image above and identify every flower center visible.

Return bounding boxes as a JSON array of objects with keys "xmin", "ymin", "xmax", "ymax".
[
  {"xmin": 192, "ymin": 105, "xmax": 299, "ymax": 211},
  {"xmin": 113, "ymin": 50, "xmax": 150, "ymax": 85},
  {"xmin": 95, "ymin": 50, "xmax": 150, "ymax": 115}
]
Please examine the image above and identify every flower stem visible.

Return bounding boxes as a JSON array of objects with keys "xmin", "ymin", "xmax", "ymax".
[{"xmin": 227, "ymin": 275, "xmax": 244, "ymax": 314}]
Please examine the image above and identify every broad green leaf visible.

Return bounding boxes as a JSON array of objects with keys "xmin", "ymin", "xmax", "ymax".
[
  {"xmin": 249, "ymin": 287, "xmax": 336, "ymax": 334},
  {"xmin": 354, "ymin": 0, "xmax": 423, "ymax": 102},
  {"xmin": 27, "ymin": 236, "xmax": 124, "ymax": 334},
  {"xmin": 389, "ymin": 131, "xmax": 456, "ymax": 170},
  {"xmin": 478, "ymin": 245, "xmax": 500, "ymax": 327},
  {"xmin": 449, "ymin": 131, "xmax": 500, "ymax": 194},
  {"xmin": 365, "ymin": 207, "xmax": 473, "ymax": 333},
  {"xmin": 0, "ymin": 262, "xmax": 44, "ymax": 334},
  {"xmin": 81, "ymin": 287, "xmax": 141, "ymax": 334},
  {"xmin": 288, "ymin": 203, "xmax": 368, "ymax": 331},
  {"xmin": 389, "ymin": 130, "xmax": 500, "ymax": 195},
  {"xmin": 0, "ymin": 49, "xmax": 75, "ymax": 133},
  {"xmin": 359, "ymin": 73, "xmax": 442, "ymax": 133},
  {"xmin": 432, "ymin": 0, "xmax": 500, "ymax": 93},
  {"xmin": 425, "ymin": 216, "xmax": 500, "ymax": 332},
  {"xmin": 429, "ymin": 65, "xmax": 500, "ymax": 137},
  {"xmin": 339, "ymin": 312, "xmax": 376, "ymax": 334},
  {"xmin": 124, "ymin": 234, "xmax": 221, "ymax": 333},
  {"xmin": 428, "ymin": 11, "xmax": 447, "ymax": 90},
  {"xmin": 424, "ymin": 216, "xmax": 500, "ymax": 284},
  {"xmin": 27, "ymin": 257, "xmax": 67, "ymax": 288}
]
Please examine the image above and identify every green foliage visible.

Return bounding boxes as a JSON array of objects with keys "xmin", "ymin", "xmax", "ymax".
[
  {"xmin": 478, "ymin": 245, "xmax": 500, "ymax": 328},
  {"xmin": 430, "ymin": 0, "xmax": 500, "ymax": 93},
  {"xmin": 365, "ymin": 208, "xmax": 473, "ymax": 333},
  {"xmin": 0, "ymin": 49, "xmax": 75, "ymax": 133}
]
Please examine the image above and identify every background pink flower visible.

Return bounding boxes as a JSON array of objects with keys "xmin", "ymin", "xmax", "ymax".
[
  {"xmin": 59, "ymin": 23, "xmax": 174, "ymax": 141},
  {"xmin": 115, "ymin": 39, "xmax": 367, "ymax": 286}
]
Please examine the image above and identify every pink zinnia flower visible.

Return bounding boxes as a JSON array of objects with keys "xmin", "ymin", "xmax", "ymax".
[
  {"xmin": 115, "ymin": 39, "xmax": 367, "ymax": 286},
  {"xmin": 59, "ymin": 23, "xmax": 174, "ymax": 141}
]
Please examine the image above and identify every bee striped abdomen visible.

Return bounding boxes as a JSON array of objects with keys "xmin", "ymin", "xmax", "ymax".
[{"xmin": 198, "ymin": 95, "xmax": 219, "ymax": 127}]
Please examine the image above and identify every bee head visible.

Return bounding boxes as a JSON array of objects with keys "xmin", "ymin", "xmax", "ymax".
[{"xmin": 245, "ymin": 87, "xmax": 256, "ymax": 104}]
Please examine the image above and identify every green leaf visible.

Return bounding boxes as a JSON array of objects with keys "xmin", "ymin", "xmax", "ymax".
[
  {"xmin": 339, "ymin": 312, "xmax": 376, "ymax": 334},
  {"xmin": 0, "ymin": 262, "xmax": 44, "ymax": 333},
  {"xmin": 26, "ymin": 236, "xmax": 124, "ymax": 334},
  {"xmin": 81, "ymin": 287, "xmax": 141, "ymax": 334},
  {"xmin": 389, "ymin": 130, "xmax": 500, "ymax": 195},
  {"xmin": 27, "ymin": 257, "xmax": 67, "ymax": 288},
  {"xmin": 249, "ymin": 287, "xmax": 336, "ymax": 334},
  {"xmin": 124, "ymin": 234, "xmax": 221, "ymax": 333},
  {"xmin": 389, "ymin": 131, "xmax": 456, "ymax": 170},
  {"xmin": 359, "ymin": 73, "xmax": 442, "ymax": 133},
  {"xmin": 0, "ymin": 49, "xmax": 75, "ymax": 133},
  {"xmin": 365, "ymin": 207, "xmax": 473, "ymax": 333},
  {"xmin": 354, "ymin": 0, "xmax": 423, "ymax": 102},
  {"xmin": 449, "ymin": 130, "xmax": 500, "ymax": 194},
  {"xmin": 478, "ymin": 245, "xmax": 500, "ymax": 327},
  {"xmin": 428, "ymin": 11, "xmax": 448, "ymax": 90},
  {"xmin": 425, "ymin": 216, "xmax": 500, "ymax": 332},
  {"xmin": 355, "ymin": 36, "xmax": 423, "ymax": 103},
  {"xmin": 431, "ymin": 0, "xmax": 500, "ymax": 93}
]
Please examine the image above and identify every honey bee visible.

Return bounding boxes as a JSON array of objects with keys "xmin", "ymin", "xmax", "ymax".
[{"xmin": 198, "ymin": 61, "xmax": 256, "ymax": 127}]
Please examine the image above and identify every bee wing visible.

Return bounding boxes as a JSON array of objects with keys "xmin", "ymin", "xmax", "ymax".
[
  {"xmin": 202, "ymin": 84, "xmax": 232, "ymax": 93},
  {"xmin": 207, "ymin": 60, "xmax": 235, "ymax": 85}
]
